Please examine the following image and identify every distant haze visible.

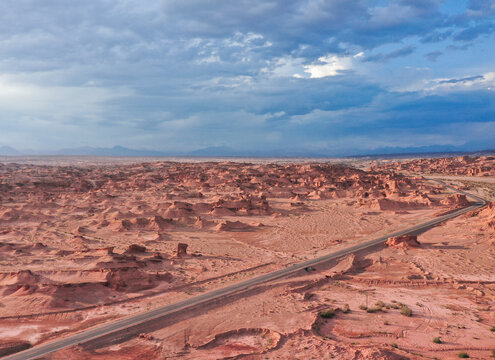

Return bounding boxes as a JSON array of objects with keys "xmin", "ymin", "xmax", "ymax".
[
  {"xmin": 0, "ymin": 1, "xmax": 494, "ymax": 155},
  {"xmin": 1, "ymin": 145, "xmax": 494, "ymax": 159}
]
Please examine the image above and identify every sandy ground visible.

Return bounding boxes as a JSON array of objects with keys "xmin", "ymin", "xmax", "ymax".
[{"xmin": 0, "ymin": 156, "xmax": 494, "ymax": 359}]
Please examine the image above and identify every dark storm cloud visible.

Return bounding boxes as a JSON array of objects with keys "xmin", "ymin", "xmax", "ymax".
[
  {"xmin": 0, "ymin": 0, "xmax": 494, "ymax": 153},
  {"xmin": 160, "ymin": 0, "xmax": 453, "ymax": 51}
]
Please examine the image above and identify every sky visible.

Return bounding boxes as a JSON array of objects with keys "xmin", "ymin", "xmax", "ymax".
[{"xmin": 0, "ymin": 0, "xmax": 494, "ymax": 155}]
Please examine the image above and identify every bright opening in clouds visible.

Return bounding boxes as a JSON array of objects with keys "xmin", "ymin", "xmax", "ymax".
[
  {"xmin": 0, "ymin": 0, "xmax": 494, "ymax": 155},
  {"xmin": 303, "ymin": 55, "xmax": 354, "ymax": 78}
]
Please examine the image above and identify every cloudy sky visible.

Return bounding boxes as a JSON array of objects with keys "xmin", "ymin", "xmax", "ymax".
[{"xmin": 0, "ymin": 0, "xmax": 494, "ymax": 155}]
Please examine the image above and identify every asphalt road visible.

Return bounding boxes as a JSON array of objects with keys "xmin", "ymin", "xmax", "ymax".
[{"xmin": 2, "ymin": 179, "xmax": 487, "ymax": 360}]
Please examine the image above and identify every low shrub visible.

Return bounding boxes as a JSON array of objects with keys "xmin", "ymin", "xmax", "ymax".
[
  {"xmin": 375, "ymin": 301, "xmax": 385, "ymax": 308},
  {"xmin": 457, "ymin": 351, "xmax": 469, "ymax": 358},
  {"xmin": 320, "ymin": 309, "xmax": 336, "ymax": 319},
  {"xmin": 400, "ymin": 305, "xmax": 412, "ymax": 317},
  {"xmin": 366, "ymin": 306, "xmax": 381, "ymax": 313},
  {"xmin": 433, "ymin": 337, "xmax": 442, "ymax": 344}
]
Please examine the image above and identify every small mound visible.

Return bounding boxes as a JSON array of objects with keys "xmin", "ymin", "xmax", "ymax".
[
  {"xmin": 368, "ymin": 198, "xmax": 432, "ymax": 211},
  {"xmin": 115, "ymin": 216, "xmax": 176, "ymax": 232},
  {"xmin": 198, "ymin": 328, "xmax": 280, "ymax": 358},
  {"xmin": 210, "ymin": 207, "xmax": 236, "ymax": 216},
  {"xmin": 356, "ymin": 348, "xmax": 410, "ymax": 360},
  {"xmin": 214, "ymin": 220, "xmax": 252, "ymax": 232},
  {"xmin": 386, "ymin": 235, "xmax": 421, "ymax": 249},
  {"xmin": 191, "ymin": 202, "xmax": 212, "ymax": 214},
  {"xmin": 124, "ymin": 244, "xmax": 147, "ymax": 254},
  {"xmin": 75, "ymin": 226, "xmax": 93, "ymax": 235},
  {"xmin": 0, "ymin": 270, "xmax": 40, "ymax": 287},
  {"xmin": 105, "ymin": 268, "xmax": 172, "ymax": 292},
  {"xmin": 163, "ymin": 205, "xmax": 194, "ymax": 218},
  {"xmin": 479, "ymin": 202, "xmax": 495, "ymax": 228},
  {"xmin": 194, "ymin": 216, "xmax": 215, "ymax": 229},
  {"xmin": 90, "ymin": 247, "xmax": 115, "ymax": 256},
  {"xmin": 441, "ymin": 194, "xmax": 470, "ymax": 207},
  {"xmin": 152, "ymin": 233, "xmax": 171, "ymax": 241}
]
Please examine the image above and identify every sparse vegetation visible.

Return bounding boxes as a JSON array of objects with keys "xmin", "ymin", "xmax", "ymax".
[
  {"xmin": 383, "ymin": 320, "xmax": 389, "ymax": 325},
  {"xmin": 366, "ymin": 306, "xmax": 382, "ymax": 313},
  {"xmin": 359, "ymin": 305, "xmax": 368, "ymax": 310},
  {"xmin": 391, "ymin": 343, "xmax": 398, "ymax": 348},
  {"xmin": 433, "ymin": 337, "xmax": 442, "ymax": 344},
  {"xmin": 457, "ymin": 351, "xmax": 469, "ymax": 358},
  {"xmin": 342, "ymin": 304, "xmax": 350, "ymax": 313},
  {"xmin": 490, "ymin": 326, "xmax": 495, "ymax": 332},
  {"xmin": 400, "ymin": 305, "xmax": 413, "ymax": 317},
  {"xmin": 320, "ymin": 309, "xmax": 336, "ymax": 319}
]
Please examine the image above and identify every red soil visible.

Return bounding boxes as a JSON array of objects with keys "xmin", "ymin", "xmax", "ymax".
[{"xmin": 2, "ymin": 158, "xmax": 492, "ymax": 359}]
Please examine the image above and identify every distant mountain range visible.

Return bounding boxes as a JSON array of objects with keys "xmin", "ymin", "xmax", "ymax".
[
  {"xmin": 0, "ymin": 146, "xmax": 23, "ymax": 156},
  {"xmin": 1, "ymin": 144, "xmax": 494, "ymax": 158},
  {"xmin": 54, "ymin": 146, "xmax": 170, "ymax": 157}
]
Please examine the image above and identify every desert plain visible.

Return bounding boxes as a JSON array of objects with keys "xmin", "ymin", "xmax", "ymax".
[{"xmin": 0, "ymin": 155, "xmax": 494, "ymax": 359}]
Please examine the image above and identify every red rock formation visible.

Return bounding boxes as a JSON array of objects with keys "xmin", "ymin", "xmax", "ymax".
[
  {"xmin": 105, "ymin": 268, "xmax": 171, "ymax": 291},
  {"xmin": 214, "ymin": 220, "xmax": 252, "ymax": 232},
  {"xmin": 377, "ymin": 155, "xmax": 495, "ymax": 177},
  {"xmin": 125, "ymin": 244, "xmax": 147, "ymax": 253},
  {"xmin": 441, "ymin": 194, "xmax": 470, "ymax": 207},
  {"xmin": 477, "ymin": 202, "xmax": 495, "ymax": 233},
  {"xmin": 177, "ymin": 243, "xmax": 188, "ymax": 258},
  {"xmin": 0, "ymin": 340, "xmax": 31, "ymax": 357},
  {"xmin": 369, "ymin": 198, "xmax": 432, "ymax": 211},
  {"xmin": 386, "ymin": 235, "xmax": 421, "ymax": 249}
]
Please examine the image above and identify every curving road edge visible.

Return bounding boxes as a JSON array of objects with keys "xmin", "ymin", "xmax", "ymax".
[{"xmin": 2, "ymin": 178, "xmax": 488, "ymax": 360}]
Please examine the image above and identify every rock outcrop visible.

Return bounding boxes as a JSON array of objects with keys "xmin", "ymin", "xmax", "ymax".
[
  {"xmin": 386, "ymin": 235, "xmax": 421, "ymax": 249},
  {"xmin": 177, "ymin": 243, "xmax": 188, "ymax": 258},
  {"xmin": 441, "ymin": 194, "xmax": 470, "ymax": 207},
  {"xmin": 377, "ymin": 156, "xmax": 495, "ymax": 177}
]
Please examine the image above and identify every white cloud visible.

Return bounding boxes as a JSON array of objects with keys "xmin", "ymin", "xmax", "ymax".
[
  {"xmin": 223, "ymin": 32, "xmax": 268, "ymax": 47},
  {"xmin": 0, "ymin": 76, "xmax": 132, "ymax": 121},
  {"xmin": 303, "ymin": 54, "xmax": 353, "ymax": 78},
  {"xmin": 262, "ymin": 56, "xmax": 305, "ymax": 78},
  {"xmin": 196, "ymin": 54, "xmax": 222, "ymax": 64},
  {"xmin": 265, "ymin": 53, "xmax": 358, "ymax": 79},
  {"xmin": 425, "ymin": 72, "xmax": 495, "ymax": 93}
]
